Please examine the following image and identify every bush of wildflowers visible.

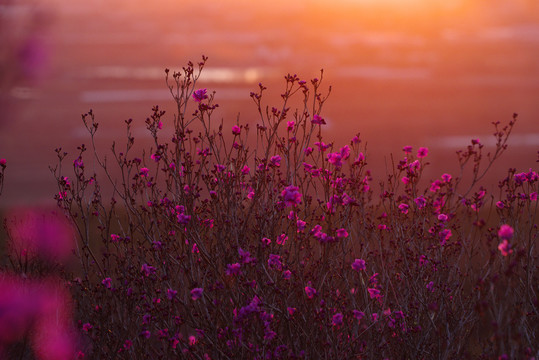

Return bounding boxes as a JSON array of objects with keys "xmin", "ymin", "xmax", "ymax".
[{"xmin": 1, "ymin": 57, "xmax": 537, "ymax": 359}]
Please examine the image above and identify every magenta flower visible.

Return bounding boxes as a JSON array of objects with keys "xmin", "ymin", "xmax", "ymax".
[
  {"xmin": 402, "ymin": 146, "xmax": 412, "ymax": 153},
  {"xmin": 305, "ymin": 284, "xmax": 317, "ymax": 299},
  {"xmin": 225, "ymin": 263, "xmax": 241, "ymax": 276},
  {"xmin": 398, "ymin": 203, "xmax": 409, "ymax": 214},
  {"xmin": 167, "ymin": 288, "xmax": 178, "ymax": 300},
  {"xmin": 332, "ymin": 313, "xmax": 343, "ymax": 327},
  {"xmin": 241, "ymin": 165, "xmax": 250, "ymax": 175},
  {"xmin": 296, "ymin": 219, "xmax": 306, "ymax": 232},
  {"xmin": 439, "ymin": 229, "xmax": 452, "ymax": 246},
  {"xmin": 336, "ymin": 228, "xmax": 348, "ymax": 238},
  {"xmin": 438, "ymin": 214, "xmax": 448, "ymax": 222},
  {"xmin": 442, "ymin": 173, "xmax": 452, "ymax": 182},
  {"xmin": 352, "ymin": 310, "xmax": 365, "ymax": 321},
  {"xmin": 287, "ymin": 307, "xmax": 296, "ymax": 316},
  {"xmin": 281, "ymin": 185, "xmax": 302, "ymax": 207},
  {"xmin": 192, "ymin": 88, "xmax": 208, "ymax": 102},
  {"xmin": 498, "ymin": 239, "xmax": 513, "ymax": 256},
  {"xmin": 401, "ymin": 176, "xmax": 410, "ymax": 185},
  {"xmin": 351, "ymin": 259, "xmax": 366, "ymax": 271},
  {"xmin": 82, "ymin": 323, "xmax": 93, "ymax": 332},
  {"xmin": 327, "ymin": 152, "xmax": 343, "ymax": 167},
  {"xmin": 282, "ymin": 270, "xmax": 291, "ymax": 279},
  {"xmin": 270, "ymin": 155, "xmax": 281, "ymax": 167},
  {"xmin": 531, "ymin": 192, "xmax": 537, "ymax": 201},
  {"xmin": 414, "ymin": 196, "xmax": 427, "ymax": 209},
  {"xmin": 232, "ymin": 125, "xmax": 241, "ymax": 135},
  {"xmin": 102, "ymin": 278, "xmax": 112, "ymax": 289},
  {"xmin": 417, "ymin": 147, "xmax": 428, "ymax": 158},
  {"xmin": 110, "ymin": 234, "xmax": 120, "ymax": 243},
  {"xmin": 368, "ymin": 288, "xmax": 381, "ymax": 299},
  {"xmin": 311, "ymin": 114, "xmax": 326, "ymax": 125},
  {"xmin": 498, "ymin": 224, "xmax": 514, "ymax": 240},
  {"xmin": 191, "ymin": 288, "xmax": 203, "ymax": 300},
  {"xmin": 141, "ymin": 263, "xmax": 156, "ymax": 277},
  {"xmin": 268, "ymin": 254, "xmax": 283, "ymax": 271},
  {"xmin": 426, "ymin": 281, "xmax": 435, "ymax": 292},
  {"xmin": 140, "ymin": 167, "xmax": 149, "ymax": 177},
  {"xmin": 276, "ymin": 234, "xmax": 288, "ymax": 245},
  {"xmin": 0, "ymin": 158, "xmax": 6, "ymax": 167},
  {"xmin": 287, "ymin": 120, "xmax": 295, "ymax": 131}
]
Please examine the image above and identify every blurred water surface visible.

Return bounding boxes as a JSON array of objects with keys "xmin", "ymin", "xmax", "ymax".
[{"xmin": 1, "ymin": 0, "xmax": 538, "ymax": 207}]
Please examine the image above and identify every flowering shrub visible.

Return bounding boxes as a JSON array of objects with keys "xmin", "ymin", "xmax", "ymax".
[{"xmin": 1, "ymin": 57, "xmax": 538, "ymax": 359}]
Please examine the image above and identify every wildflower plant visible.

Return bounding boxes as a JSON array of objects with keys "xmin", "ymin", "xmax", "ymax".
[{"xmin": 1, "ymin": 56, "xmax": 537, "ymax": 359}]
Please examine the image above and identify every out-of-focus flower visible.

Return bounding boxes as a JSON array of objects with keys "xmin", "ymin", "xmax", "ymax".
[
  {"xmin": 311, "ymin": 114, "xmax": 326, "ymax": 125},
  {"xmin": 498, "ymin": 239, "xmax": 513, "ymax": 257},
  {"xmin": 191, "ymin": 288, "xmax": 203, "ymax": 301},
  {"xmin": 351, "ymin": 259, "xmax": 366, "ymax": 272},
  {"xmin": 498, "ymin": 224, "xmax": 514, "ymax": 240}
]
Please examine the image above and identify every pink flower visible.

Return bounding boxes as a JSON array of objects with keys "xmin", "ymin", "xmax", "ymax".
[
  {"xmin": 498, "ymin": 224, "xmax": 514, "ymax": 240},
  {"xmin": 417, "ymin": 147, "xmax": 428, "ymax": 158},
  {"xmin": 439, "ymin": 229, "xmax": 452, "ymax": 245},
  {"xmin": 531, "ymin": 192, "xmax": 537, "ymax": 201},
  {"xmin": 0, "ymin": 158, "xmax": 6, "ymax": 167},
  {"xmin": 241, "ymin": 165, "xmax": 250, "ymax": 175},
  {"xmin": 402, "ymin": 146, "xmax": 412, "ymax": 153},
  {"xmin": 82, "ymin": 323, "xmax": 93, "ymax": 332},
  {"xmin": 140, "ymin": 167, "xmax": 149, "ymax": 177},
  {"xmin": 232, "ymin": 125, "xmax": 241, "ymax": 135},
  {"xmin": 167, "ymin": 288, "xmax": 178, "ymax": 300},
  {"xmin": 368, "ymin": 288, "xmax": 381, "ymax": 299},
  {"xmin": 332, "ymin": 313, "xmax": 343, "ymax": 327},
  {"xmin": 276, "ymin": 234, "xmax": 288, "ymax": 245},
  {"xmin": 281, "ymin": 185, "xmax": 302, "ymax": 207},
  {"xmin": 287, "ymin": 121, "xmax": 295, "ymax": 131},
  {"xmin": 102, "ymin": 278, "xmax": 112, "ymax": 289},
  {"xmin": 415, "ymin": 196, "xmax": 427, "ymax": 209},
  {"xmin": 441, "ymin": 173, "xmax": 452, "ymax": 182},
  {"xmin": 398, "ymin": 203, "xmax": 409, "ymax": 214},
  {"xmin": 296, "ymin": 219, "xmax": 306, "ymax": 232},
  {"xmin": 225, "ymin": 263, "xmax": 241, "ymax": 276},
  {"xmin": 305, "ymin": 284, "xmax": 317, "ymax": 299},
  {"xmin": 191, "ymin": 288, "xmax": 203, "ymax": 300},
  {"xmin": 287, "ymin": 307, "xmax": 296, "ymax": 316},
  {"xmin": 192, "ymin": 88, "xmax": 208, "ymax": 102},
  {"xmin": 282, "ymin": 270, "xmax": 291, "ymax": 279},
  {"xmin": 352, "ymin": 310, "xmax": 365, "ymax": 321},
  {"xmin": 401, "ymin": 176, "xmax": 410, "ymax": 185},
  {"xmin": 438, "ymin": 214, "xmax": 448, "ymax": 222},
  {"xmin": 188, "ymin": 335, "xmax": 197, "ymax": 346},
  {"xmin": 498, "ymin": 239, "xmax": 513, "ymax": 257},
  {"xmin": 327, "ymin": 152, "xmax": 343, "ymax": 167},
  {"xmin": 268, "ymin": 254, "xmax": 282, "ymax": 271},
  {"xmin": 351, "ymin": 259, "xmax": 366, "ymax": 271},
  {"xmin": 270, "ymin": 155, "xmax": 281, "ymax": 167},
  {"xmin": 336, "ymin": 228, "xmax": 348, "ymax": 238},
  {"xmin": 496, "ymin": 201, "xmax": 505, "ymax": 209},
  {"xmin": 141, "ymin": 263, "xmax": 156, "ymax": 276},
  {"xmin": 311, "ymin": 114, "xmax": 326, "ymax": 125},
  {"xmin": 110, "ymin": 234, "xmax": 121, "ymax": 243}
]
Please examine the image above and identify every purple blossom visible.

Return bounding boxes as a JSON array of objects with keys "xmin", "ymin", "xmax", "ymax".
[
  {"xmin": 311, "ymin": 114, "xmax": 326, "ymax": 125},
  {"xmin": 332, "ymin": 313, "xmax": 343, "ymax": 327},
  {"xmin": 232, "ymin": 125, "xmax": 241, "ymax": 135},
  {"xmin": 281, "ymin": 185, "xmax": 302, "ymax": 207},
  {"xmin": 225, "ymin": 263, "xmax": 241, "ymax": 276},
  {"xmin": 351, "ymin": 259, "xmax": 366, "ymax": 271},
  {"xmin": 192, "ymin": 88, "xmax": 208, "ymax": 102},
  {"xmin": 305, "ymin": 284, "xmax": 317, "ymax": 299},
  {"xmin": 191, "ymin": 288, "xmax": 203, "ymax": 300}
]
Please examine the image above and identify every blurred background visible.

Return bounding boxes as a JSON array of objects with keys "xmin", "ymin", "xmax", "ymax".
[{"xmin": 1, "ymin": 0, "xmax": 538, "ymax": 208}]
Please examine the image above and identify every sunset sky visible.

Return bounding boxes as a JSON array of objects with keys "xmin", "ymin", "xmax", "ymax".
[{"xmin": 1, "ymin": 0, "xmax": 538, "ymax": 206}]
